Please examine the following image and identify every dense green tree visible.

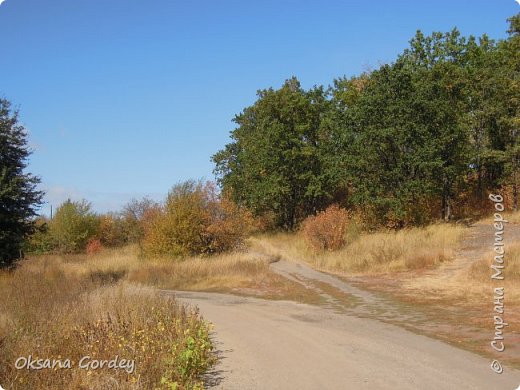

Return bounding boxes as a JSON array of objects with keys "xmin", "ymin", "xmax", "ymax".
[
  {"xmin": 331, "ymin": 61, "xmax": 444, "ymax": 225},
  {"xmin": 455, "ymin": 14, "xmax": 519, "ymax": 210},
  {"xmin": 401, "ymin": 29, "xmax": 474, "ymax": 221},
  {"xmin": 213, "ymin": 78, "xmax": 335, "ymax": 229},
  {"xmin": 497, "ymin": 14, "xmax": 520, "ymax": 210},
  {"xmin": 0, "ymin": 99, "xmax": 43, "ymax": 267},
  {"xmin": 328, "ymin": 29, "xmax": 477, "ymax": 224},
  {"xmin": 459, "ymin": 34, "xmax": 498, "ymax": 200},
  {"xmin": 214, "ymin": 14, "xmax": 520, "ymax": 228},
  {"xmin": 318, "ymin": 75, "xmax": 369, "ymax": 209}
]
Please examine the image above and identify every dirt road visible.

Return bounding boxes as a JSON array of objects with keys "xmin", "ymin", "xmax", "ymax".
[
  {"xmin": 174, "ymin": 288, "xmax": 519, "ymax": 389},
  {"xmin": 172, "ymin": 222, "xmax": 520, "ymax": 389}
]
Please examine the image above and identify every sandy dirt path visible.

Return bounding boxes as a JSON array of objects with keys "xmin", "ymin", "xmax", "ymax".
[
  {"xmin": 416, "ymin": 221, "xmax": 520, "ymax": 282},
  {"xmin": 172, "ymin": 288, "xmax": 519, "ymax": 390}
]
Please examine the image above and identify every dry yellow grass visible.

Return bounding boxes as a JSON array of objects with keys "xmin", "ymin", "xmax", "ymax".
[
  {"xmin": 0, "ymin": 255, "xmax": 215, "ymax": 390},
  {"xmin": 32, "ymin": 244, "xmax": 272, "ymax": 291},
  {"xmin": 457, "ymin": 242, "xmax": 520, "ymax": 301},
  {"xmin": 128, "ymin": 251, "xmax": 323, "ymax": 304},
  {"xmin": 127, "ymin": 251, "xmax": 273, "ymax": 291},
  {"xmin": 401, "ymin": 237, "xmax": 520, "ymax": 305},
  {"xmin": 250, "ymin": 224, "xmax": 465, "ymax": 275},
  {"xmin": 38, "ymin": 244, "xmax": 141, "ymax": 278},
  {"xmin": 17, "ymin": 242, "xmax": 321, "ymax": 300},
  {"xmin": 505, "ymin": 211, "xmax": 520, "ymax": 224},
  {"xmin": 467, "ymin": 243, "xmax": 520, "ymax": 281},
  {"xmin": 481, "ymin": 210, "xmax": 520, "ymax": 224},
  {"xmin": 39, "ymin": 245, "xmax": 277, "ymax": 292}
]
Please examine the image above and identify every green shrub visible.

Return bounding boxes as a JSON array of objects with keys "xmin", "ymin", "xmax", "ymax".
[
  {"xmin": 24, "ymin": 217, "xmax": 53, "ymax": 254},
  {"xmin": 48, "ymin": 199, "xmax": 99, "ymax": 253}
]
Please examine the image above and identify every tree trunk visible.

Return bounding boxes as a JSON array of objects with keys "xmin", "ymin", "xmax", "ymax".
[
  {"xmin": 513, "ymin": 184, "xmax": 518, "ymax": 212},
  {"xmin": 513, "ymin": 168, "xmax": 518, "ymax": 212},
  {"xmin": 477, "ymin": 161, "xmax": 484, "ymax": 200},
  {"xmin": 441, "ymin": 178, "xmax": 452, "ymax": 222}
]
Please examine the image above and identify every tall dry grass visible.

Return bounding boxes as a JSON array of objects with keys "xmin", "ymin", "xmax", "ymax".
[
  {"xmin": 36, "ymin": 244, "xmax": 274, "ymax": 293},
  {"xmin": 458, "ymin": 242, "xmax": 520, "ymax": 302},
  {"xmin": 124, "ymin": 251, "xmax": 324, "ymax": 304},
  {"xmin": 250, "ymin": 224, "xmax": 465, "ymax": 275},
  {"xmin": 127, "ymin": 251, "xmax": 273, "ymax": 292},
  {"xmin": 481, "ymin": 210, "xmax": 520, "ymax": 225},
  {"xmin": 0, "ymin": 256, "xmax": 215, "ymax": 390},
  {"xmin": 505, "ymin": 211, "xmax": 520, "ymax": 224}
]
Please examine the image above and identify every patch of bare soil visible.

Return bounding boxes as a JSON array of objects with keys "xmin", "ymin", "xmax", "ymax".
[{"xmin": 342, "ymin": 222, "xmax": 520, "ymax": 369}]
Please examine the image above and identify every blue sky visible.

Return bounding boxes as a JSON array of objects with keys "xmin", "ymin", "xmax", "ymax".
[{"xmin": 0, "ymin": 0, "xmax": 518, "ymax": 215}]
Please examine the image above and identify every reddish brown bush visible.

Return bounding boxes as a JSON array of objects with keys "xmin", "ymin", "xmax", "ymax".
[
  {"xmin": 86, "ymin": 238, "xmax": 103, "ymax": 255},
  {"xmin": 301, "ymin": 205, "xmax": 349, "ymax": 252}
]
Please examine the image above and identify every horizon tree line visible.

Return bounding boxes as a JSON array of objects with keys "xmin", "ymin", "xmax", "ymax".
[{"xmin": 213, "ymin": 13, "xmax": 520, "ymax": 229}]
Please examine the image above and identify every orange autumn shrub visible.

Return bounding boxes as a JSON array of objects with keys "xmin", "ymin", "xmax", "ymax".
[
  {"xmin": 141, "ymin": 181, "xmax": 254, "ymax": 258},
  {"xmin": 301, "ymin": 204, "xmax": 349, "ymax": 251}
]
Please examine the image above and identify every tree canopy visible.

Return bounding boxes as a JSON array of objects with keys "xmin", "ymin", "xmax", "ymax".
[
  {"xmin": 213, "ymin": 78, "xmax": 337, "ymax": 229},
  {"xmin": 0, "ymin": 99, "xmax": 43, "ymax": 266},
  {"xmin": 213, "ymin": 13, "xmax": 520, "ymax": 229}
]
